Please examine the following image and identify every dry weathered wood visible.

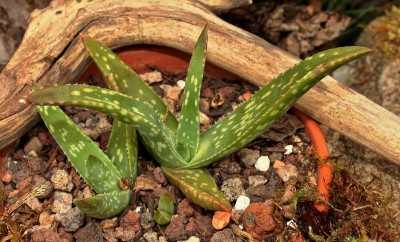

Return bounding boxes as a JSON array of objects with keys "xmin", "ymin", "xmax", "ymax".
[
  {"xmin": 0, "ymin": 0, "xmax": 399, "ymax": 165},
  {"xmin": 200, "ymin": 0, "xmax": 252, "ymax": 12}
]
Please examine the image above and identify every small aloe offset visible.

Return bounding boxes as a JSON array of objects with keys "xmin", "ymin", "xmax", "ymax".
[{"xmin": 25, "ymin": 25, "xmax": 371, "ymax": 216}]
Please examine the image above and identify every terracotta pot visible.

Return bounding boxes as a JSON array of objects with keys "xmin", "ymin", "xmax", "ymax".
[
  {"xmin": 79, "ymin": 45, "xmax": 239, "ymax": 82},
  {"xmin": 79, "ymin": 45, "xmax": 333, "ymax": 213}
]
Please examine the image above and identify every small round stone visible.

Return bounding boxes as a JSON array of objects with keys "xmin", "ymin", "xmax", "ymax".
[
  {"xmin": 284, "ymin": 145, "xmax": 294, "ymax": 155},
  {"xmin": 234, "ymin": 195, "xmax": 251, "ymax": 210},
  {"xmin": 255, "ymin": 156, "xmax": 270, "ymax": 172},
  {"xmin": 50, "ymin": 169, "xmax": 74, "ymax": 192}
]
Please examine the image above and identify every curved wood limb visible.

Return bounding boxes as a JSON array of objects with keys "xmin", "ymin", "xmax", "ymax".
[{"xmin": 0, "ymin": 0, "xmax": 399, "ymax": 165}]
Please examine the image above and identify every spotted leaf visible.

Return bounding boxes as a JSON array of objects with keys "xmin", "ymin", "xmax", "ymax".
[
  {"xmin": 161, "ymin": 166, "xmax": 232, "ymax": 212},
  {"xmin": 82, "ymin": 36, "xmax": 178, "ymax": 132},
  {"xmin": 176, "ymin": 25, "xmax": 207, "ymax": 159},
  {"xmin": 35, "ymin": 105, "xmax": 122, "ymax": 192},
  {"xmin": 73, "ymin": 190, "xmax": 131, "ymax": 219},
  {"xmin": 154, "ymin": 193, "xmax": 174, "ymax": 225},
  {"xmin": 27, "ymin": 85, "xmax": 187, "ymax": 167},
  {"xmin": 107, "ymin": 121, "xmax": 137, "ymax": 182},
  {"xmin": 85, "ymin": 155, "xmax": 122, "ymax": 193},
  {"xmin": 85, "ymin": 38, "xmax": 139, "ymax": 184},
  {"xmin": 186, "ymin": 46, "xmax": 372, "ymax": 168}
]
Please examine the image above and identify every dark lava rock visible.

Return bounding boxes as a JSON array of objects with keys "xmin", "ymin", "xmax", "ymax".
[
  {"xmin": 31, "ymin": 228, "xmax": 69, "ymax": 242},
  {"xmin": 210, "ymin": 228, "xmax": 237, "ymax": 242},
  {"xmin": 74, "ymin": 221, "xmax": 103, "ymax": 242},
  {"xmin": 164, "ymin": 215, "xmax": 189, "ymax": 241}
]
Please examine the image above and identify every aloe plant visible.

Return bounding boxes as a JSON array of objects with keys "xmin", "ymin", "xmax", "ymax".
[{"xmin": 25, "ymin": 25, "xmax": 371, "ymax": 216}]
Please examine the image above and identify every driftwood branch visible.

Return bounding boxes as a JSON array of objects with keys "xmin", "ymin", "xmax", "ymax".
[{"xmin": 0, "ymin": 0, "xmax": 399, "ymax": 165}]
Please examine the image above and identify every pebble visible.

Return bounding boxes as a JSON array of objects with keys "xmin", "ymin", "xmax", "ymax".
[
  {"xmin": 25, "ymin": 197, "xmax": 43, "ymax": 213},
  {"xmin": 161, "ymin": 85, "xmax": 182, "ymax": 101},
  {"xmin": 12, "ymin": 168, "xmax": 30, "ymax": 184},
  {"xmin": 85, "ymin": 115, "xmax": 97, "ymax": 128},
  {"xmin": 183, "ymin": 236, "xmax": 200, "ymax": 242},
  {"xmin": 30, "ymin": 228, "xmax": 66, "ymax": 242},
  {"xmin": 200, "ymin": 99, "xmax": 210, "ymax": 112},
  {"xmin": 83, "ymin": 127, "xmax": 100, "ymax": 140},
  {"xmin": 164, "ymin": 215, "xmax": 188, "ymax": 241},
  {"xmin": 51, "ymin": 191, "xmax": 73, "ymax": 214},
  {"xmin": 176, "ymin": 80, "xmax": 186, "ymax": 89},
  {"xmin": 17, "ymin": 176, "xmax": 32, "ymax": 192},
  {"xmin": 234, "ymin": 195, "xmax": 251, "ymax": 210},
  {"xmin": 117, "ymin": 210, "xmax": 141, "ymax": 240},
  {"xmin": 140, "ymin": 70, "xmax": 162, "ymax": 84},
  {"xmin": 96, "ymin": 116, "xmax": 112, "ymax": 133},
  {"xmin": 24, "ymin": 137, "xmax": 43, "ymax": 154},
  {"xmin": 238, "ymin": 148, "xmax": 260, "ymax": 168},
  {"xmin": 140, "ymin": 211, "xmax": 155, "ymax": 230},
  {"xmin": 152, "ymin": 167, "xmax": 167, "ymax": 185},
  {"xmin": 74, "ymin": 110, "xmax": 91, "ymax": 123},
  {"xmin": 8, "ymin": 189, "xmax": 19, "ymax": 198},
  {"xmin": 57, "ymin": 207, "xmax": 84, "ymax": 232},
  {"xmin": 284, "ymin": 145, "xmax": 294, "ymax": 155},
  {"xmin": 39, "ymin": 211, "xmax": 54, "ymax": 225},
  {"xmin": 227, "ymin": 161, "xmax": 242, "ymax": 174},
  {"xmin": 276, "ymin": 163, "xmax": 298, "ymax": 182},
  {"xmin": 75, "ymin": 221, "xmax": 103, "ymax": 242},
  {"xmin": 159, "ymin": 236, "xmax": 168, "ymax": 242},
  {"xmin": 115, "ymin": 227, "xmax": 136, "ymax": 241},
  {"xmin": 82, "ymin": 185, "xmax": 95, "ymax": 198},
  {"xmin": 100, "ymin": 217, "xmax": 118, "ymax": 229},
  {"xmin": 143, "ymin": 231, "xmax": 158, "ymax": 242},
  {"xmin": 248, "ymin": 175, "xmax": 268, "ymax": 186},
  {"xmin": 2, "ymin": 170, "xmax": 13, "ymax": 184},
  {"xmin": 210, "ymin": 228, "xmax": 235, "ymax": 242},
  {"xmin": 177, "ymin": 198, "xmax": 194, "ymax": 217},
  {"xmin": 255, "ymin": 156, "xmax": 270, "ymax": 171},
  {"xmin": 220, "ymin": 177, "xmax": 246, "ymax": 202},
  {"xmin": 199, "ymin": 112, "xmax": 211, "ymax": 125},
  {"xmin": 268, "ymin": 152, "xmax": 283, "ymax": 163},
  {"xmin": 51, "ymin": 169, "xmax": 74, "ymax": 192}
]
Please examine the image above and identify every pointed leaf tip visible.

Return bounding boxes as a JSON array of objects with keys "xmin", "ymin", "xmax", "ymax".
[
  {"xmin": 162, "ymin": 166, "xmax": 231, "ymax": 212},
  {"xmin": 176, "ymin": 25, "xmax": 208, "ymax": 159}
]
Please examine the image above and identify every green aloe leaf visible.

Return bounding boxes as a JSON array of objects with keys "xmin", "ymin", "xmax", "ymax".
[
  {"xmin": 84, "ymin": 36, "xmax": 147, "ymax": 183},
  {"xmin": 73, "ymin": 190, "xmax": 131, "ymax": 219},
  {"xmin": 35, "ymin": 105, "xmax": 122, "ymax": 193},
  {"xmin": 107, "ymin": 121, "xmax": 137, "ymax": 182},
  {"xmin": 85, "ymin": 155, "xmax": 122, "ymax": 193},
  {"xmin": 186, "ymin": 46, "xmax": 372, "ymax": 168},
  {"xmin": 154, "ymin": 193, "xmax": 174, "ymax": 225},
  {"xmin": 82, "ymin": 36, "xmax": 178, "ymax": 131},
  {"xmin": 161, "ymin": 166, "xmax": 232, "ymax": 212},
  {"xmin": 27, "ymin": 85, "xmax": 187, "ymax": 167},
  {"xmin": 176, "ymin": 26, "xmax": 208, "ymax": 159}
]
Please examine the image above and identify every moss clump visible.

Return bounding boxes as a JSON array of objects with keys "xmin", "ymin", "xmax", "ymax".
[
  {"xmin": 291, "ymin": 153, "xmax": 400, "ymax": 241},
  {"xmin": 368, "ymin": 6, "xmax": 400, "ymax": 59}
]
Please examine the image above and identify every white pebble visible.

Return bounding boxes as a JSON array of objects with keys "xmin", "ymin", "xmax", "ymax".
[
  {"xmin": 255, "ymin": 156, "xmax": 270, "ymax": 171},
  {"xmin": 234, "ymin": 195, "xmax": 250, "ymax": 210},
  {"xmin": 177, "ymin": 80, "xmax": 186, "ymax": 89},
  {"xmin": 284, "ymin": 145, "xmax": 293, "ymax": 155},
  {"xmin": 183, "ymin": 236, "xmax": 200, "ymax": 242}
]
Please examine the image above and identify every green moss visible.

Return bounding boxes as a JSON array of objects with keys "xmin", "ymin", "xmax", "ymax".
[{"xmin": 369, "ymin": 6, "xmax": 400, "ymax": 59}]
